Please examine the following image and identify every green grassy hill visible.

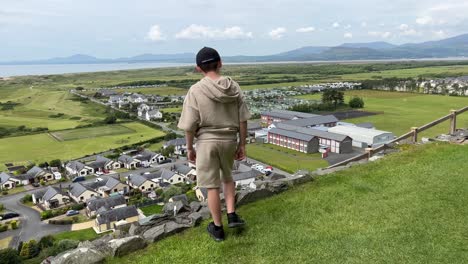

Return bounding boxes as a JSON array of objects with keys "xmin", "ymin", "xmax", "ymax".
[{"xmin": 112, "ymin": 143, "xmax": 468, "ymax": 264}]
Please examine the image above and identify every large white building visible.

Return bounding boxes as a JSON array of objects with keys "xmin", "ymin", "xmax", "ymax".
[{"xmin": 328, "ymin": 125, "xmax": 394, "ymax": 148}]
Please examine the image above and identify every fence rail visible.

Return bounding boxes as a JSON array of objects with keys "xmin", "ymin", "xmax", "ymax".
[{"xmin": 327, "ymin": 106, "xmax": 468, "ymax": 169}]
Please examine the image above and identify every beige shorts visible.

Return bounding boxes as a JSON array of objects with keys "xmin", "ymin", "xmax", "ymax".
[{"xmin": 196, "ymin": 141, "xmax": 237, "ymax": 189}]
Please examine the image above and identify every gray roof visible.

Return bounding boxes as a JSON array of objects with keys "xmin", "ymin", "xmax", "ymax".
[
  {"xmin": 118, "ymin": 155, "xmax": 135, "ymax": 164},
  {"xmin": 87, "ymin": 156, "xmax": 111, "ymax": 169},
  {"xmin": 268, "ymin": 128, "xmax": 315, "ymax": 142},
  {"xmin": 87, "ymin": 195, "xmax": 126, "ymax": 212},
  {"xmin": 26, "ymin": 166, "xmax": 45, "ymax": 178},
  {"xmin": 105, "ymin": 177, "xmax": 121, "ymax": 190},
  {"xmin": 66, "ymin": 161, "xmax": 86, "ymax": 171},
  {"xmin": 43, "ymin": 186, "xmax": 64, "ymax": 201},
  {"xmin": 261, "ymin": 110, "xmax": 319, "ymax": 120},
  {"xmin": 160, "ymin": 169, "xmax": 177, "ymax": 180},
  {"xmin": 96, "ymin": 205, "xmax": 139, "ymax": 225},
  {"xmin": 164, "ymin": 138, "xmax": 186, "ymax": 147},
  {"xmin": 279, "ymin": 115, "xmax": 338, "ymax": 127},
  {"xmin": 247, "ymin": 122, "xmax": 262, "ymax": 131},
  {"xmin": 69, "ymin": 183, "xmax": 95, "ymax": 197},
  {"xmin": 0, "ymin": 172, "xmax": 12, "ymax": 185},
  {"xmin": 297, "ymin": 128, "xmax": 351, "ymax": 142},
  {"xmin": 232, "ymin": 169, "xmax": 263, "ymax": 182},
  {"xmin": 356, "ymin": 122, "xmax": 375, "ymax": 129},
  {"xmin": 32, "ymin": 189, "xmax": 47, "ymax": 200},
  {"xmin": 172, "ymin": 164, "xmax": 192, "ymax": 175},
  {"xmin": 128, "ymin": 174, "xmax": 150, "ymax": 187},
  {"xmin": 134, "ymin": 150, "xmax": 158, "ymax": 162}
]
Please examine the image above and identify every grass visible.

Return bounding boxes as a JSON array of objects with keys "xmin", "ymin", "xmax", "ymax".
[
  {"xmin": 112, "ymin": 143, "xmax": 468, "ymax": 264},
  {"xmin": 145, "ymin": 141, "xmax": 164, "ymax": 152},
  {"xmin": 1, "ymin": 186, "xmax": 26, "ymax": 196},
  {"xmin": 247, "ymin": 142, "xmax": 329, "ymax": 173},
  {"xmin": 53, "ymin": 228, "xmax": 101, "ymax": 241},
  {"xmin": 161, "ymin": 107, "xmax": 182, "ymax": 113},
  {"xmin": 113, "ymin": 86, "xmax": 188, "ymax": 96},
  {"xmin": 296, "ymin": 90, "xmax": 468, "ymax": 137},
  {"xmin": 0, "ymin": 122, "xmax": 165, "ymax": 170},
  {"xmin": 50, "ymin": 124, "xmax": 136, "ymax": 141},
  {"xmin": 0, "ymin": 237, "xmax": 12, "ymax": 250},
  {"xmin": 140, "ymin": 204, "xmax": 164, "ymax": 216}
]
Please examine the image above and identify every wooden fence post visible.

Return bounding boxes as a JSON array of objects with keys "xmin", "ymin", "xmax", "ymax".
[
  {"xmin": 450, "ymin": 109, "xmax": 457, "ymax": 134},
  {"xmin": 411, "ymin": 127, "xmax": 418, "ymax": 143},
  {"xmin": 365, "ymin": 148, "xmax": 373, "ymax": 159}
]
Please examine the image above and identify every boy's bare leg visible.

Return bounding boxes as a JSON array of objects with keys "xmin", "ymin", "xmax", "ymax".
[
  {"xmin": 207, "ymin": 188, "xmax": 222, "ymax": 226},
  {"xmin": 223, "ymin": 181, "xmax": 236, "ymax": 214}
]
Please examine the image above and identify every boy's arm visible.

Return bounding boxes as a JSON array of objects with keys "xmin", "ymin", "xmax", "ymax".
[
  {"xmin": 186, "ymin": 131, "xmax": 196, "ymax": 163},
  {"xmin": 236, "ymin": 121, "xmax": 248, "ymax": 160}
]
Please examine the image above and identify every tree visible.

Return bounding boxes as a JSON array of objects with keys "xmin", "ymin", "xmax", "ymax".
[
  {"xmin": 38, "ymin": 235, "xmax": 56, "ymax": 250},
  {"xmin": 104, "ymin": 115, "xmax": 117, "ymax": 124},
  {"xmin": 161, "ymin": 145, "xmax": 175, "ymax": 157},
  {"xmin": 164, "ymin": 132, "xmax": 177, "ymax": 141},
  {"xmin": 19, "ymin": 240, "xmax": 39, "ymax": 259},
  {"xmin": 349, "ymin": 97, "xmax": 365, "ymax": 108},
  {"xmin": 0, "ymin": 248, "xmax": 23, "ymax": 264},
  {"xmin": 49, "ymin": 159, "xmax": 62, "ymax": 168},
  {"xmin": 162, "ymin": 186, "xmax": 183, "ymax": 202},
  {"xmin": 322, "ymin": 90, "xmax": 344, "ymax": 109}
]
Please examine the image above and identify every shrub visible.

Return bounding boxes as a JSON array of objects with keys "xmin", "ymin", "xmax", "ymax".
[
  {"xmin": 48, "ymin": 219, "xmax": 73, "ymax": 225},
  {"xmin": 0, "ymin": 225, "xmax": 8, "ymax": 232},
  {"xmin": 19, "ymin": 239, "xmax": 39, "ymax": 259},
  {"xmin": 21, "ymin": 194, "xmax": 33, "ymax": 203},
  {"xmin": 71, "ymin": 203, "xmax": 85, "ymax": 211},
  {"xmin": 72, "ymin": 216, "xmax": 80, "ymax": 223},
  {"xmin": 161, "ymin": 186, "xmax": 183, "ymax": 202},
  {"xmin": 0, "ymin": 203, "xmax": 3, "ymax": 212},
  {"xmin": 0, "ymin": 248, "xmax": 23, "ymax": 264},
  {"xmin": 47, "ymin": 239, "xmax": 79, "ymax": 256},
  {"xmin": 38, "ymin": 235, "xmax": 56, "ymax": 250},
  {"xmin": 2, "ymin": 191, "xmax": 8, "ymax": 196},
  {"xmin": 40, "ymin": 179, "xmax": 46, "ymax": 186},
  {"xmin": 349, "ymin": 96, "xmax": 365, "ymax": 108},
  {"xmin": 10, "ymin": 220, "xmax": 18, "ymax": 229}
]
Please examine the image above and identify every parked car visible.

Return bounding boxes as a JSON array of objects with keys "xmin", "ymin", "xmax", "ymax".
[
  {"xmin": 31, "ymin": 182, "xmax": 40, "ymax": 187},
  {"xmin": 0, "ymin": 212, "xmax": 20, "ymax": 220},
  {"xmin": 95, "ymin": 177, "xmax": 104, "ymax": 182},
  {"xmin": 66, "ymin": 210, "xmax": 80, "ymax": 216},
  {"xmin": 72, "ymin": 176, "xmax": 85, "ymax": 183},
  {"xmin": 158, "ymin": 159, "xmax": 172, "ymax": 164},
  {"xmin": 95, "ymin": 171, "xmax": 104, "ymax": 176}
]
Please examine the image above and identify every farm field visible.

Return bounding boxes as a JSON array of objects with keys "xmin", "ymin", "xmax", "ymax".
[
  {"xmin": 0, "ymin": 122, "xmax": 164, "ymax": 170},
  {"xmin": 50, "ymin": 124, "xmax": 135, "ymax": 141},
  {"xmin": 295, "ymin": 90, "xmax": 468, "ymax": 136},
  {"xmin": 113, "ymin": 143, "xmax": 468, "ymax": 264},
  {"xmin": 161, "ymin": 107, "xmax": 182, "ymax": 113},
  {"xmin": 113, "ymin": 86, "xmax": 188, "ymax": 96},
  {"xmin": 247, "ymin": 143, "xmax": 328, "ymax": 173}
]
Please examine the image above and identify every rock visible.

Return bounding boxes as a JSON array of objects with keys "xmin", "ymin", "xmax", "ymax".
[
  {"xmin": 128, "ymin": 223, "xmax": 140, "ymax": 236},
  {"xmin": 163, "ymin": 201, "xmax": 189, "ymax": 216},
  {"xmin": 188, "ymin": 212, "xmax": 202, "ymax": 226},
  {"xmin": 164, "ymin": 221, "xmax": 190, "ymax": 236},
  {"xmin": 169, "ymin": 194, "xmax": 189, "ymax": 206},
  {"xmin": 142, "ymin": 224, "xmax": 166, "ymax": 243},
  {"xmin": 108, "ymin": 236, "xmax": 147, "ymax": 257},
  {"xmin": 139, "ymin": 214, "xmax": 170, "ymax": 226},
  {"xmin": 189, "ymin": 201, "xmax": 201, "ymax": 212},
  {"xmin": 236, "ymin": 188, "xmax": 275, "ymax": 206},
  {"xmin": 49, "ymin": 247, "xmax": 106, "ymax": 264},
  {"xmin": 265, "ymin": 181, "xmax": 289, "ymax": 193},
  {"xmin": 174, "ymin": 215, "xmax": 192, "ymax": 225},
  {"xmin": 198, "ymin": 206, "xmax": 211, "ymax": 220}
]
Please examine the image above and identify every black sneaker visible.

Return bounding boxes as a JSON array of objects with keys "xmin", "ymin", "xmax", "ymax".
[
  {"xmin": 207, "ymin": 222, "xmax": 225, "ymax": 242},
  {"xmin": 227, "ymin": 212, "xmax": 246, "ymax": 228}
]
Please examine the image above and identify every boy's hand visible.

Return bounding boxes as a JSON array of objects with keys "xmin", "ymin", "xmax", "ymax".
[
  {"xmin": 235, "ymin": 145, "xmax": 246, "ymax": 161},
  {"xmin": 187, "ymin": 149, "xmax": 196, "ymax": 164}
]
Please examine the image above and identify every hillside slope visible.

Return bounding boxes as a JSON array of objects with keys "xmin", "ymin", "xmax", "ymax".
[{"xmin": 113, "ymin": 143, "xmax": 468, "ymax": 264}]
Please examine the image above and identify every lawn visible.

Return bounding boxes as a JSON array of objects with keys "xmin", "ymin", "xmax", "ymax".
[
  {"xmin": 53, "ymin": 228, "xmax": 101, "ymax": 241},
  {"xmin": 1, "ymin": 186, "xmax": 26, "ymax": 196},
  {"xmin": 140, "ymin": 204, "xmax": 164, "ymax": 216},
  {"xmin": 296, "ymin": 90, "xmax": 468, "ymax": 137},
  {"xmin": 112, "ymin": 143, "xmax": 468, "ymax": 264},
  {"xmin": 0, "ymin": 237, "xmax": 12, "ymax": 250},
  {"xmin": 247, "ymin": 142, "xmax": 329, "ymax": 173},
  {"xmin": 0, "ymin": 122, "xmax": 165, "ymax": 170},
  {"xmin": 50, "ymin": 124, "xmax": 136, "ymax": 141},
  {"xmin": 161, "ymin": 107, "xmax": 182, "ymax": 113}
]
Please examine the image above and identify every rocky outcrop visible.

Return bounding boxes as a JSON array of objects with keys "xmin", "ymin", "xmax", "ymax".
[
  {"xmin": 108, "ymin": 236, "xmax": 147, "ymax": 257},
  {"xmin": 47, "ymin": 247, "xmax": 106, "ymax": 264}
]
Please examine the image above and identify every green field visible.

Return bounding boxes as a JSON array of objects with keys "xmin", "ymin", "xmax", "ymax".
[
  {"xmin": 140, "ymin": 204, "xmax": 164, "ymax": 216},
  {"xmin": 113, "ymin": 86, "xmax": 188, "ymax": 96},
  {"xmin": 0, "ymin": 122, "xmax": 164, "ymax": 170},
  {"xmin": 296, "ymin": 90, "xmax": 468, "ymax": 136},
  {"xmin": 161, "ymin": 107, "xmax": 182, "ymax": 113},
  {"xmin": 113, "ymin": 143, "xmax": 468, "ymax": 264},
  {"xmin": 53, "ymin": 228, "xmax": 101, "ymax": 242},
  {"xmin": 247, "ymin": 143, "xmax": 329, "ymax": 173},
  {"xmin": 51, "ymin": 124, "xmax": 136, "ymax": 141}
]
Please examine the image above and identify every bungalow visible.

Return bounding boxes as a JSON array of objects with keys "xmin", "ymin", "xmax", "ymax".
[
  {"xmin": 133, "ymin": 150, "xmax": 165, "ymax": 167},
  {"xmin": 160, "ymin": 169, "xmax": 185, "ymax": 184},
  {"xmin": 0, "ymin": 172, "xmax": 17, "ymax": 190},
  {"xmin": 86, "ymin": 155, "xmax": 119, "ymax": 173},
  {"xmin": 232, "ymin": 162, "xmax": 263, "ymax": 189},
  {"xmin": 69, "ymin": 183, "xmax": 98, "ymax": 203},
  {"xmin": 128, "ymin": 93, "xmax": 148, "ymax": 104},
  {"xmin": 95, "ymin": 205, "xmax": 139, "ymax": 233},
  {"xmin": 88, "ymin": 177, "xmax": 129, "ymax": 197},
  {"xmin": 118, "ymin": 155, "xmax": 140, "ymax": 169},
  {"xmin": 137, "ymin": 104, "xmax": 151, "ymax": 116},
  {"xmin": 127, "ymin": 174, "xmax": 158, "ymax": 192},
  {"xmin": 195, "ymin": 187, "xmax": 208, "ymax": 202},
  {"xmin": 171, "ymin": 164, "xmax": 196, "ymax": 182},
  {"xmin": 32, "ymin": 186, "xmax": 70, "ymax": 209},
  {"xmin": 66, "ymin": 161, "xmax": 93, "ymax": 177},
  {"xmin": 140, "ymin": 109, "xmax": 163, "ymax": 121},
  {"xmin": 108, "ymin": 95, "xmax": 126, "ymax": 105},
  {"xmin": 19, "ymin": 166, "xmax": 54, "ymax": 184},
  {"xmin": 164, "ymin": 138, "xmax": 187, "ymax": 155},
  {"xmin": 86, "ymin": 195, "xmax": 127, "ymax": 217}
]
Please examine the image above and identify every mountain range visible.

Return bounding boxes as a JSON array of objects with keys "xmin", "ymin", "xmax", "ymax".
[{"xmin": 2, "ymin": 33, "xmax": 468, "ymax": 65}]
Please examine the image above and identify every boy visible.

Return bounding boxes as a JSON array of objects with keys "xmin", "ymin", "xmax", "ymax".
[{"xmin": 178, "ymin": 47, "xmax": 251, "ymax": 241}]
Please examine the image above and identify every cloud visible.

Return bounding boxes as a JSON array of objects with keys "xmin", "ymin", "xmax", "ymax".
[
  {"xmin": 416, "ymin": 16, "xmax": 433, "ymax": 25},
  {"xmin": 360, "ymin": 22, "xmax": 367, "ymax": 27},
  {"xmin": 344, "ymin": 24, "xmax": 352, "ymax": 29},
  {"xmin": 399, "ymin": 24, "xmax": 409, "ymax": 30},
  {"xmin": 296, "ymin": 26, "xmax": 315, "ymax": 33},
  {"xmin": 147, "ymin": 25, "xmax": 165, "ymax": 41},
  {"xmin": 344, "ymin": 32, "xmax": 353, "ymax": 38},
  {"xmin": 175, "ymin": 24, "xmax": 253, "ymax": 40},
  {"xmin": 332, "ymin": 22, "xmax": 340, "ymax": 28},
  {"xmin": 432, "ymin": 30, "xmax": 446, "ymax": 39},
  {"xmin": 268, "ymin": 27, "xmax": 286, "ymax": 39},
  {"xmin": 368, "ymin": 31, "xmax": 392, "ymax": 39},
  {"xmin": 397, "ymin": 24, "xmax": 419, "ymax": 36}
]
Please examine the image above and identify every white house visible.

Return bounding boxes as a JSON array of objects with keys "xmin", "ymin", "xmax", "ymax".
[
  {"xmin": 69, "ymin": 183, "xmax": 98, "ymax": 203},
  {"xmin": 0, "ymin": 172, "xmax": 17, "ymax": 190},
  {"xmin": 128, "ymin": 94, "xmax": 148, "ymax": 104},
  {"xmin": 118, "ymin": 155, "xmax": 140, "ymax": 169},
  {"xmin": 133, "ymin": 150, "xmax": 165, "ymax": 167},
  {"xmin": 137, "ymin": 104, "xmax": 151, "ymax": 117},
  {"xmin": 33, "ymin": 186, "xmax": 70, "ymax": 209},
  {"xmin": 164, "ymin": 138, "xmax": 188, "ymax": 155},
  {"xmin": 66, "ymin": 161, "xmax": 93, "ymax": 176}
]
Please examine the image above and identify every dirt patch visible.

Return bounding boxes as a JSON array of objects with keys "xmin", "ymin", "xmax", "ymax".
[{"xmin": 322, "ymin": 110, "xmax": 383, "ymax": 120}]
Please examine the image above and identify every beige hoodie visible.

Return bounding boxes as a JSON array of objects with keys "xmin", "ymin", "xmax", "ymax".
[{"xmin": 177, "ymin": 76, "xmax": 251, "ymax": 141}]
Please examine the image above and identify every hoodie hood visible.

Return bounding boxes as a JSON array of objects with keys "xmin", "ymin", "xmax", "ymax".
[{"xmin": 198, "ymin": 76, "xmax": 240, "ymax": 103}]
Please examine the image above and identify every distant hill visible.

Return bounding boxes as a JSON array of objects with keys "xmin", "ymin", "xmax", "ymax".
[{"xmin": 2, "ymin": 33, "xmax": 468, "ymax": 65}]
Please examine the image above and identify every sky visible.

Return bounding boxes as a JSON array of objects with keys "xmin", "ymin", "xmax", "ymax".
[{"xmin": 1, "ymin": 0, "xmax": 468, "ymax": 61}]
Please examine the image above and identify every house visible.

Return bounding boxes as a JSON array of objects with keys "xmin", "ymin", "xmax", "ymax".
[
  {"xmin": 87, "ymin": 177, "xmax": 129, "ymax": 197},
  {"xmin": 69, "ymin": 183, "xmax": 98, "ymax": 203},
  {"xmin": 195, "ymin": 187, "xmax": 208, "ymax": 202},
  {"xmin": 171, "ymin": 164, "xmax": 196, "ymax": 182},
  {"xmin": 32, "ymin": 186, "xmax": 69, "ymax": 209},
  {"xmin": 328, "ymin": 125, "xmax": 395, "ymax": 148},
  {"xmin": 247, "ymin": 121, "xmax": 263, "ymax": 136},
  {"xmin": 261, "ymin": 110, "xmax": 319, "ymax": 125},
  {"xmin": 17, "ymin": 166, "xmax": 54, "ymax": 184},
  {"xmin": 160, "ymin": 169, "xmax": 185, "ymax": 184},
  {"xmin": 95, "ymin": 205, "xmax": 139, "ymax": 233},
  {"xmin": 232, "ymin": 162, "xmax": 263, "ymax": 189},
  {"xmin": 270, "ymin": 115, "xmax": 339, "ymax": 129},
  {"xmin": 86, "ymin": 195, "xmax": 127, "ymax": 217},
  {"xmin": 0, "ymin": 172, "xmax": 17, "ymax": 190},
  {"xmin": 66, "ymin": 161, "xmax": 93, "ymax": 176},
  {"xmin": 140, "ymin": 108, "xmax": 162, "ymax": 121},
  {"xmin": 118, "ymin": 155, "xmax": 140, "ymax": 169},
  {"xmin": 127, "ymin": 174, "xmax": 158, "ymax": 192},
  {"xmin": 137, "ymin": 104, "xmax": 151, "ymax": 117},
  {"xmin": 164, "ymin": 138, "xmax": 187, "ymax": 155},
  {"xmin": 128, "ymin": 94, "xmax": 148, "ymax": 104},
  {"xmin": 133, "ymin": 150, "xmax": 165, "ymax": 167},
  {"xmin": 108, "ymin": 95, "xmax": 125, "ymax": 105},
  {"xmin": 86, "ymin": 155, "xmax": 119, "ymax": 173}
]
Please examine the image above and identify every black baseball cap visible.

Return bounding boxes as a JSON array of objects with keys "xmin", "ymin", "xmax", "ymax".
[{"xmin": 196, "ymin": 47, "xmax": 221, "ymax": 66}]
